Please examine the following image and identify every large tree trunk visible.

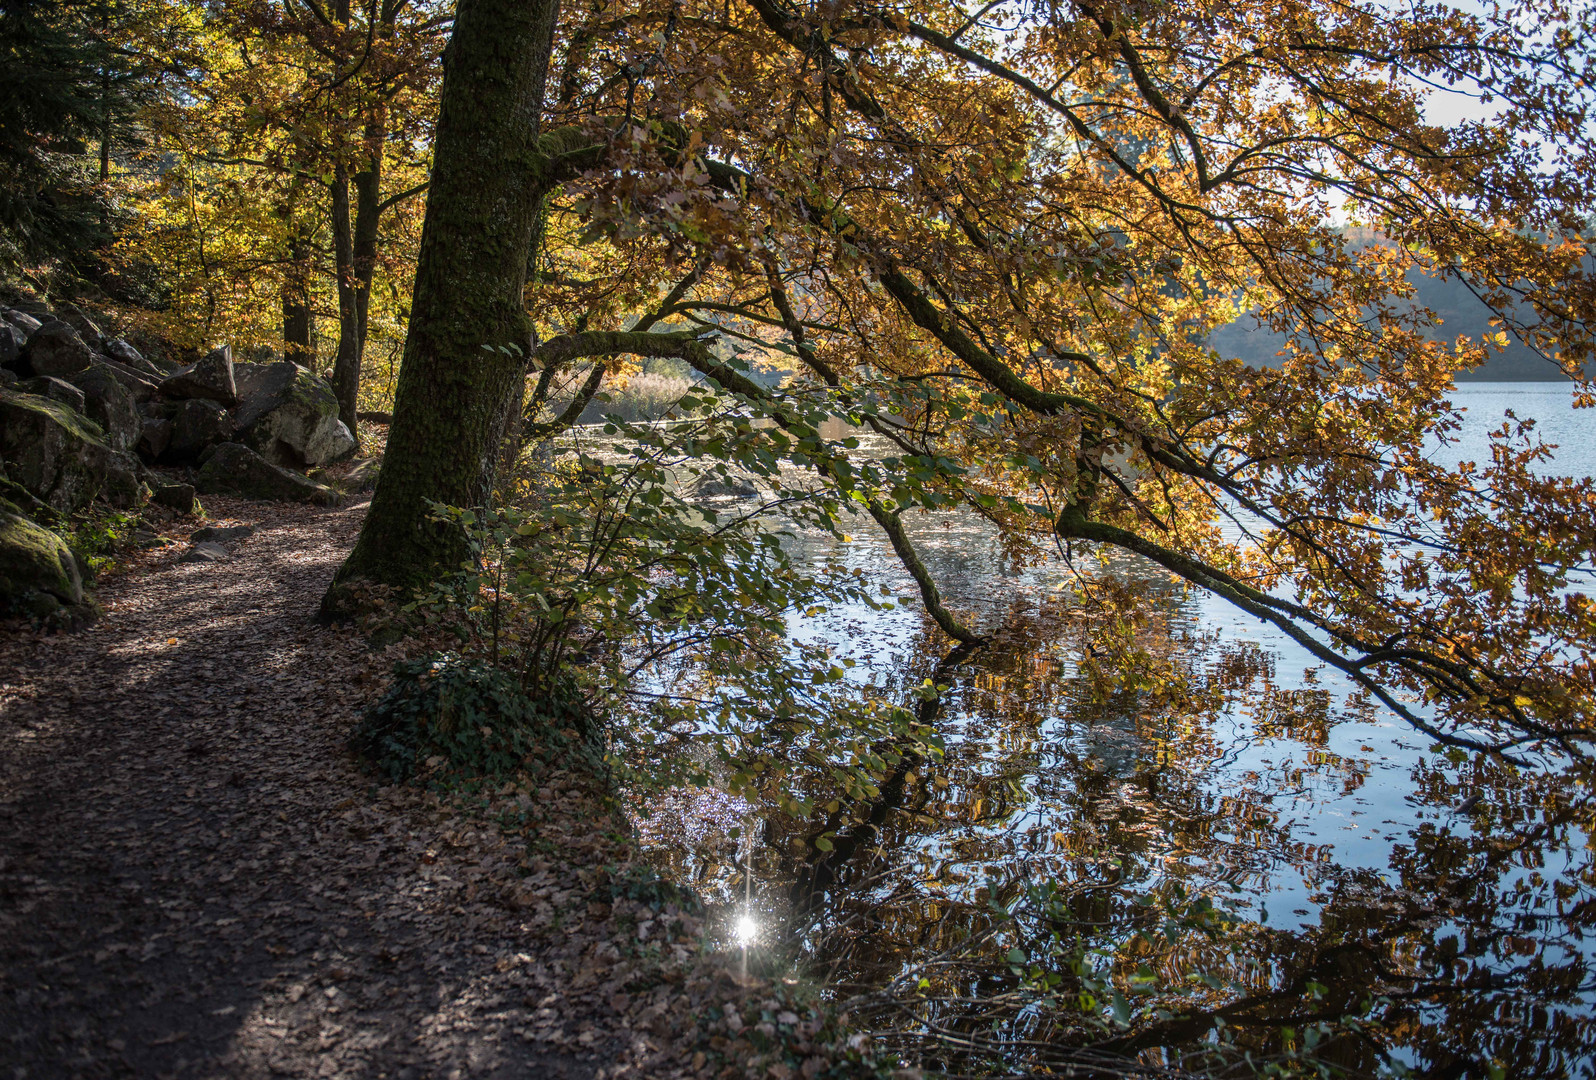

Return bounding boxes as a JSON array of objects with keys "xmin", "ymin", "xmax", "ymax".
[{"xmin": 324, "ymin": 0, "xmax": 561, "ymax": 611}]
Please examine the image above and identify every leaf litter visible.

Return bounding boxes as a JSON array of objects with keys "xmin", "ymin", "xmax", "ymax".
[{"xmin": 0, "ymin": 495, "xmax": 885, "ymax": 1080}]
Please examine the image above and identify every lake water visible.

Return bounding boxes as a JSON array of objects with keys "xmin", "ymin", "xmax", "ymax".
[{"xmin": 630, "ymin": 382, "xmax": 1596, "ymax": 1078}]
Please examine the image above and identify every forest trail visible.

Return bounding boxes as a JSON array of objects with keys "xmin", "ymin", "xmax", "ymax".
[{"xmin": 0, "ymin": 496, "xmax": 739, "ymax": 1080}]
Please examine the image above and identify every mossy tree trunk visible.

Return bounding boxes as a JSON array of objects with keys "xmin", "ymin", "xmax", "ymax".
[{"xmin": 324, "ymin": 0, "xmax": 562, "ymax": 612}]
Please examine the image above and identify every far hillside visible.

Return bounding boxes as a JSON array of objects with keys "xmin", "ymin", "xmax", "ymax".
[{"xmin": 1209, "ymin": 229, "xmax": 1592, "ymax": 381}]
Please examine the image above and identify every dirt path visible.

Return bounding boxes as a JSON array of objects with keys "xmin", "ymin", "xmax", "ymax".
[{"xmin": 0, "ymin": 497, "xmax": 763, "ymax": 1080}]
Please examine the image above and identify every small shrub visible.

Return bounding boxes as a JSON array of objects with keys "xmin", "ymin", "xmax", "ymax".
[
  {"xmin": 596, "ymin": 861, "xmax": 703, "ymax": 915},
  {"xmin": 351, "ymin": 654, "xmax": 602, "ymax": 783},
  {"xmin": 64, "ymin": 506, "xmax": 137, "ymax": 578}
]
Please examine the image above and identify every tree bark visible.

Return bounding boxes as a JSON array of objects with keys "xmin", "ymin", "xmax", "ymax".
[
  {"xmin": 331, "ymin": 161, "xmax": 358, "ymax": 417},
  {"xmin": 348, "ymin": 145, "xmax": 382, "ymax": 408},
  {"xmin": 331, "ymin": 93, "xmax": 388, "ymax": 438},
  {"xmin": 282, "ymin": 222, "xmax": 315, "ymax": 362},
  {"xmin": 325, "ymin": 0, "xmax": 562, "ymax": 612}
]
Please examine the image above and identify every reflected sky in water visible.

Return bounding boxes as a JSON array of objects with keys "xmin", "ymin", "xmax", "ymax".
[{"xmin": 633, "ymin": 382, "xmax": 1596, "ymax": 1078}]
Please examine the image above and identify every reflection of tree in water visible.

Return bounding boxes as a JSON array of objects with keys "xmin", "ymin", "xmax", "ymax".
[{"xmin": 656, "ymin": 573, "xmax": 1596, "ymax": 1078}]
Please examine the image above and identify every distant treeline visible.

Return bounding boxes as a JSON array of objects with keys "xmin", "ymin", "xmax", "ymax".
[{"xmin": 1209, "ymin": 230, "xmax": 1591, "ymax": 381}]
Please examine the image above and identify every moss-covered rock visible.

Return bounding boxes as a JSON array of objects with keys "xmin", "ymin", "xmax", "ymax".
[
  {"xmin": 233, "ymin": 361, "xmax": 357, "ymax": 467},
  {"xmin": 0, "ymin": 390, "xmax": 110, "ymax": 511},
  {"xmin": 151, "ymin": 483, "xmax": 196, "ymax": 514},
  {"xmin": 194, "ymin": 441, "xmax": 341, "ymax": 505},
  {"xmin": 69, "ymin": 363, "xmax": 141, "ymax": 452},
  {"xmin": 20, "ymin": 321, "xmax": 92, "ymax": 378},
  {"xmin": 16, "ymin": 374, "xmax": 85, "ymax": 413},
  {"xmin": 101, "ymin": 451, "xmax": 148, "ymax": 509},
  {"xmin": 0, "ymin": 498, "xmax": 84, "ymax": 618},
  {"xmin": 159, "ymin": 344, "xmax": 238, "ymax": 405},
  {"xmin": 164, "ymin": 398, "xmax": 233, "ymax": 461}
]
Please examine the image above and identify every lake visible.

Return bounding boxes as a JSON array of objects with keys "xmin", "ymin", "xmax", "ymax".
[{"xmin": 628, "ymin": 382, "xmax": 1596, "ymax": 1079}]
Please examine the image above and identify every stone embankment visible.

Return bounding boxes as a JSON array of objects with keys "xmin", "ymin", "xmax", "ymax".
[{"xmin": 0, "ymin": 296, "xmax": 368, "ymax": 622}]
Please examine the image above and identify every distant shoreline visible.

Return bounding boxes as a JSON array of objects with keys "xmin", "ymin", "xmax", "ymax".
[{"xmin": 1452, "ymin": 373, "xmax": 1585, "ymax": 382}]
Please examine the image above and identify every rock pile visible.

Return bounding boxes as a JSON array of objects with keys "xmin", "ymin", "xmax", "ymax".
[{"xmin": 0, "ymin": 299, "xmax": 358, "ymax": 620}]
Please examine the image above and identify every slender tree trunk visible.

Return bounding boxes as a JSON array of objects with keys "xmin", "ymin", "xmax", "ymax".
[
  {"xmin": 98, "ymin": 71, "xmax": 111, "ymax": 183},
  {"xmin": 97, "ymin": 67, "xmax": 111, "ymax": 232},
  {"xmin": 282, "ymin": 224, "xmax": 315, "ymax": 362},
  {"xmin": 325, "ymin": 0, "xmax": 562, "ymax": 612},
  {"xmin": 353, "ymin": 149, "xmax": 381, "ymax": 336},
  {"xmin": 330, "ymin": 121, "xmax": 385, "ymax": 438},
  {"xmin": 331, "ymin": 162, "xmax": 360, "ymax": 427}
]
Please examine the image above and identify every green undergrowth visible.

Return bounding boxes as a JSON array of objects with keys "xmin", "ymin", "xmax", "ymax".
[
  {"xmin": 594, "ymin": 860, "xmax": 704, "ymax": 916},
  {"xmin": 350, "ymin": 653, "xmax": 607, "ymax": 787},
  {"xmin": 62, "ymin": 505, "xmax": 141, "ymax": 578}
]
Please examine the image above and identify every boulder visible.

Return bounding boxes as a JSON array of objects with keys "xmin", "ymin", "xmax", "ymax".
[
  {"xmin": 3, "ymin": 309, "xmax": 42, "ymax": 336},
  {"xmin": 57, "ymin": 304, "xmax": 106, "ymax": 351},
  {"xmin": 232, "ymin": 361, "xmax": 357, "ymax": 467},
  {"xmin": 180, "ymin": 542, "xmax": 229, "ymax": 564},
  {"xmin": 231, "ymin": 360, "xmax": 270, "ymax": 391},
  {"xmin": 0, "ymin": 322, "xmax": 23, "ymax": 370},
  {"xmin": 0, "ymin": 368, "xmax": 14, "ymax": 388},
  {"xmin": 127, "ymin": 527, "xmax": 173, "ymax": 551},
  {"xmin": 190, "ymin": 524, "xmax": 254, "ymax": 543},
  {"xmin": 344, "ymin": 457, "xmax": 380, "ymax": 492},
  {"xmin": 105, "ymin": 337, "xmax": 172, "ymax": 377},
  {"xmin": 101, "ymin": 451, "xmax": 147, "ymax": 509},
  {"xmin": 0, "ymin": 390, "xmax": 110, "ymax": 511},
  {"xmin": 0, "ymin": 500, "xmax": 84, "ymax": 618},
  {"xmin": 90, "ymin": 356, "xmax": 160, "ymax": 402},
  {"xmin": 164, "ymin": 398, "xmax": 233, "ymax": 461},
  {"xmin": 194, "ymin": 442, "xmax": 341, "ymax": 505},
  {"xmin": 68, "ymin": 364, "xmax": 141, "ymax": 452},
  {"xmin": 8, "ymin": 297, "xmax": 50, "ymax": 319},
  {"xmin": 139, "ymin": 416, "xmax": 172, "ymax": 459},
  {"xmin": 21, "ymin": 321, "xmax": 93, "ymax": 378},
  {"xmin": 695, "ymin": 474, "xmax": 760, "ymax": 498},
  {"xmin": 151, "ymin": 483, "xmax": 196, "ymax": 514},
  {"xmin": 16, "ymin": 375, "xmax": 86, "ymax": 414},
  {"xmin": 159, "ymin": 344, "xmax": 237, "ymax": 405}
]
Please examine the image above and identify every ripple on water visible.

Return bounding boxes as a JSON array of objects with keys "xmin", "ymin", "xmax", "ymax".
[{"xmin": 624, "ymin": 384, "xmax": 1596, "ymax": 1076}]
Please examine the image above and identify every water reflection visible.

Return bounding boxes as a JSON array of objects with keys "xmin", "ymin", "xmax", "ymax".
[
  {"xmin": 636, "ymin": 503, "xmax": 1596, "ymax": 1078},
  {"xmin": 599, "ymin": 384, "xmax": 1596, "ymax": 1078}
]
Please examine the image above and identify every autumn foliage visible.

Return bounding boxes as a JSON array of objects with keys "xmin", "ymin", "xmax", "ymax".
[
  {"xmin": 423, "ymin": 0, "xmax": 1596, "ymax": 757},
  {"xmin": 10, "ymin": 0, "xmax": 1595, "ymax": 756}
]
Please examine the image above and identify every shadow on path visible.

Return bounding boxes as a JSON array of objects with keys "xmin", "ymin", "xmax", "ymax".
[{"xmin": 0, "ymin": 497, "xmax": 616, "ymax": 1080}]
